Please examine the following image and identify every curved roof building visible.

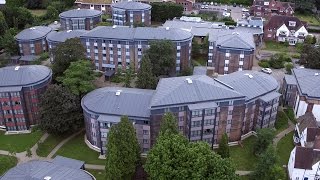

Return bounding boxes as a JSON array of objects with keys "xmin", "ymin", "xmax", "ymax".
[
  {"xmin": 111, "ymin": 1, "xmax": 151, "ymax": 26},
  {"xmin": 1, "ymin": 156, "xmax": 94, "ymax": 180},
  {"xmin": 47, "ymin": 30, "xmax": 87, "ymax": 44},
  {"xmin": 59, "ymin": 9, "xmax": 102, "ymax": 30},
  {"xmin": 0, "ymin": 65, "xmax": 52, "ymax": 132},
  {"xmin": 81, "ymin": 71, "xmax": 280, "ymax": 155},
  {"xmin": 15, "ymin": 26, "xmax": 52, "ymax": 56}
]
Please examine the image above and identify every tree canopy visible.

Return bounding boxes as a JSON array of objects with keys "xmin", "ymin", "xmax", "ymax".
[
  {"xmin": 150, "ymin": 3, "xmax": 183, "ymax": 23},
  {"xmin": 0, "ymin": 11, "xmax": 8, "ymax": 36},
  {"xmin": 39, "ymin": 84, "xmax": 83, "ymax": 135},
  {"xmin": 57, "ymin": 60, "xmax": 95, "ymax": 97},
  {"xmin": 300, "ymin": 44, "xmax": 320, "ymax": 69},
  {"xmin": 52, "ymin": 38, "xmax": 86, "ymax": 80},
  {"xmin": 217, "ymin": 133, "xmax": 230, "ymax": 158},
  {"xmin": 2, "ymin": 7, "xmax": 34, "ymax": 30},
  {"xmin": 144, "ymin": 131, "xmax": 239, "ymax": 180},
  {"xmin": 136, "ymin": 56, "xmax": 157, "ymax": 89},
  {"xmin": 254, "ymin": 128, "xmax": 275, "ymax": 155},
  {"xmin": 159, "ymin": 112, "xmax": 179, "ymax": 135},
  {"xmin": 105, "ymin": 116, "xmax": 140, "ymax": 180},
  {"xmin": 0, "ymin": 28, "xmax": 19, "ymax": 55}
]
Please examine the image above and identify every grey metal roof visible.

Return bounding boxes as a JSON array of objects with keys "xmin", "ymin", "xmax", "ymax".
[
  {"xmin": 259, "ymin": 91, "xmax": 281, "ymax": 102},
  {"xmin": 59, "ymin": 9, "xmax": 102, "ymax": 18},
  {"xmin": 52, "ymin": 156, "xmax": 85, "ymax": 169},
  {"xmin": 209, "ymin": 29, "xmax": 255, "ymax": 50},
  {"xmin": 82, "ymin": 87, "xmax": 154, "ymax": 118},
  {"xmin": 0, "ymin": 65, "xmax": 52, "ymax": 87},
  {"xmin": 47, "ymin": 30, "xmax": 87, "ymax": 43},
  {"xmin": 0, "ymin": 0, "xmax": 5, "ymax": 4},
  {"xmin": 284, "ymin": 74, "xmax": 297, "ymax": 85},
  {"xmin": 19, "ymin": 55, "xmax": 39, "ymax": 62},
  {"xmin": 81, "ymin": 26, "xmax": 193, "ymax": 41},
  {"xmin": 237, "ymin": 17, "xmax": 263, "ymax": 28},
  {"xmin": 293, "ymin": 68, "xmax": 320, "ymax": 99},
  {"xmin": 134, "ymin": 27, "xmax": 193, "ymax": 41},
  {"xmin": 15, "ymin": 26, "xmax": 52, "ymax": 41},
  {"xmin": 97, "ymin": 115, "xmax": 121, "ymax": 122},
  {"xmin": 217, "ymin": 71, "xmax": 279, "ymax": 101},
  {"xmin": 111, "ymin": 1, "xmax": 151, "ymax": 10},
  {"xmin": 150, "ymin": 75, "xmax": 244, "ymax": 107},
  {"xmin": 81, "ymin": 26, "xmax": 135, "ymax": 40},
  {"xmin": 188, "ymin": 101, "xmax": 217, "ymax": 110},
  {"xmin": 0, "ymin": 160, "xmax": 93, "ymax": 180}
]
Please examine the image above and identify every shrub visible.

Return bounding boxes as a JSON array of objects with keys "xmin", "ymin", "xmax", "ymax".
[
  {"xmin": 275, "ymin": 111, "xmax": 288, "ymax": 130},
  {"xmin": 284, "ymin": 108, "xmax": 296, "ymax": 123},
  {"xmin": 291, "ymin": 54, "xmax": 301, "ymax": 59},
  {"xmin": 258, "ymin": 60, "xmax": 270, "ymax": 68},
  {"xmin": 269, "ymin": 53, "xmax": 291, "ymax": 69},
  {"xmin": 284, "ymin": 62, "xmax": 294, "ymax": 74}
]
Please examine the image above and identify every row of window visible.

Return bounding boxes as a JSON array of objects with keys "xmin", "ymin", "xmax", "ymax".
[
  {"xmin": 0, "ymin": 92, "xmax": 20, "ymax": 98},
  {"xmin": 190, "ymin": 129, "xmax": 218, "ymax": 137}
]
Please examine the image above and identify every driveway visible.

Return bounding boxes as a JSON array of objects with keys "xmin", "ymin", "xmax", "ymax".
[{"xmin": 195, "ymin": 4, "xmax": 245, "ymax": 21}]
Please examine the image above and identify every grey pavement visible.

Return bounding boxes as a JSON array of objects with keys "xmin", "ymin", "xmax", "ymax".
[
  {"xmin": 236, "ymin": 171, "xmax": 252, "ymax": 176},
  {"xmin": 47, "ymin": 130, "xmax": 84, "ymax": 159},
  {"xmin": 85, "ymin": 164, "xmax": 105, "ymax": 170}
]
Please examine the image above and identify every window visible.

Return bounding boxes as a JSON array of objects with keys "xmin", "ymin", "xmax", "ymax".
[
  {"xmin": 203, "ymin": 128, "xmax": 213, "ymax": 135},
  {"xmin": 179, "ymin": 106, "xmax": 184, "ymax": 111},
  {"xmin": 191, "ymin": 121, "xmax": 201, "ymax": 128},
  {"xmin": 289, "ymin": 21, "xmax": 296, "ymax": 27},
  {"xmin": 179, "ymin": 116, "xmax": 184, "ymax": 122},
  {"xmin": 143, "ymin": 139, "xmax": 149, "ymax": 144},
  {"xmin": 191, "ymin": 130, "xmax": 201, "ymax": 137},
  {"xmin": 228, "ymin": 110, "xmax": 232, "ymax": 115},
  {"xmin": 205, "ymin": 109, "xmax": 214, "ymax": 116},
  {"xmin": 192, "ymin": 110, "xmax": 202, "ymax": 117},
  {"xmin": 143, "ymin": 130, "xmax": 149, "ymax": 135},
  {"xmin": 227, "ymin": 119, "xmax": 231, "ymax": 124},
  {"xmin": 204, "ymin": 119, "xmax": 214, "ymax": 125},
  {"xmin": 138, "ymin": 48, "xmax": 142, "ymax": 52}
]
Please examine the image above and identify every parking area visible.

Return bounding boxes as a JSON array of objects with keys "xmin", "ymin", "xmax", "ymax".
[{"xmin": 252, "ymin": 66, "xmax": 286, "ymax": 85}]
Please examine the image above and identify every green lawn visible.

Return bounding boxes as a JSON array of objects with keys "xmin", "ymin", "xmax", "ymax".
[
  {"xmin": 277, "ymin": 131, "xmax": 294, "ymax": 166},
  {"xmin": 87, "ymin": 169, "xmax": 106, "ymax": 180},
  {"xmin": 295, "ymin": 13, "xmax": 320, "ymax": 26},
  {"xmin": 55, "ymin": 132, "xmax": 105, "ymax": 165},
  {"xmin": 192, "ymin": 56, "xmax": 207, "ymax": 66},
  {"xmin": 36, "ymin": 134, "xmax": 67, "ymax": 157},
  {"xmin": 263, "ymin": 41, "xmax": 289, "ymax": 52},
  {"xmin": 239, "ymin": 175, "xmax": 250, "ymax": 180},
  {"xmin": 284, "ymin": 108, "xmax": 297, "ymax": 124},
  {"xmin": 0, "ymin": 155, "xmax": 17, "ymax": 176},
  {"xmin": 28, "ymin": 9, "xmax": 47, "ymax": 17},
  {"xmin": 275, "ymin": 111, "xmax": 289, "ymax": 135},
  {"xmin": 0, "ymin": 130, "xmax": 43, "ymax": 153},
  {"xmin": 230, "ymin": 136, "xmax": 258, "ymax": 171}
]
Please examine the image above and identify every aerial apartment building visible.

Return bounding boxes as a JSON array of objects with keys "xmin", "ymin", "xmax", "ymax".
[
  {"xmin": 80, "ymin": 25, "xmax": 193, "ymax": 73},
  {"xmin": 0, "ymin": 65, "xmax": 52, "ymax": 132},
  {"xmin": 82, "ymin": 71, "xmax": 280, "ymax": 154},
  {"xmin": 59, "ymin": 9, "xmax": 102, "ymax": 30}
]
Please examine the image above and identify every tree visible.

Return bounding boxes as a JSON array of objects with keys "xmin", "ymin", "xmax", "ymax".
[
  {"xmin": 254, "ymin": 128, "xmax": 275, "ymax": 155},
  {"xmin": 105, "ymin": 116, "xmax": 140, "ymax": 180},
  {"xmin": 269, "ymin": 53, "xmax": 291, "ymax": 69},
  {"xmin": 0, "ymin": 28, "xmax": 19, "ymax": 55},
  {"xmin": 45, "ymin": 5, "xmax": 59, "ymax": 20},
  {"xmin": 26, "ymin": 0, "xmax": 43, "ymax": 9},
  {"xmin": 159, "ymin": 112, "xmax": 179, "ymax": 135},
  {"xmin": 145, "ymin": 131, "xmax": 239, "ymax": 179},
  {"xmin": 251, "ymin": 145, "xmax": 285, "ymax": 180},
  {"xmin": 52, "ymin": 38, "xmax": 86, "ymax": 80},
  {"xmin": 284, "ymin": 62, "xmax": 294, "ymax": 74},
  {"xmin": 151, "ymin": 3, "xmax": 183, "ymax": 22},
  {"xmin": 217, "ymin": 133, "xmax": 230, "ymax": 158},
  {"xmin": 0, "ymin": 12, "xmax": 8, "ymax": 36},
  {"xmin": 2, "ymin": 7, "xmax": 34, "ymax": 29},
  {"xmin": 124, "ymin": 65, "xmax": 133, "ymax": 88},
  {"xmin": 5, "ymin": 0, "xmax": 25, "ymax": 8},
  {"xmin": 39, "ymin": 85, "xmax": 83, "ymax": 135},
  {"xmin": 146, "ymin": 40, "xmax": 175, "ymax": 76},
  {"xmin": 305, "ymin": 35, "xmax": 315, "ymax": 44},
  {"xmin": 191, "ymin": 39, "xmax": 201, "ymax": 58},
  {"xmin": 26, "ymin": 148, "xmax": 32, "ymax": 157},
  {"xmin": 300, "ymin": 44, "xmax": 320, "ymax": 69},
  {"xmin": 136, "ymin": 56, "xmax": 157, "ymax": 89},
  {"xmin": 58, "ymin": 60, "xmax": 95, "ymax": 97},
  {"xmin": 202, "ymin": 35, "xmax": 209, "ymax": 55}
]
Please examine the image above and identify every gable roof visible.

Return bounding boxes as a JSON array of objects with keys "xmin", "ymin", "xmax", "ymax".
[
  {"xmin": 297, "ymin": 113, "xmax": 318, "ymax": 133},
  {"xmin": 265, "ymin": 15, "xmax": 306, "ymax": 31},
  {"xmin": 150, "ymin": 75, "xmax": 245, "ymax": 107},
  {"xmin": 82, "ymin": 87, "xmax": 154, "ymax": 118},
  {"xmin": 293, "ymin": 68, "xmax": 320, "ymax": 99},
  {"xmin": 217, "ymin": 71, "xmax": 279, "ymax": 101}
]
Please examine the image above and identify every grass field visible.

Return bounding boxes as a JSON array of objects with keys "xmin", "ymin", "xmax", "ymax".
[
  {"xmin": 87, "ymin": 169, "xmax": 106, "ymax": 180},
  {"xmin": 36, "ymin": 134, "xmax": 67, "ymax": 157},
  {"xmin": 277, "ymin": 131, "xmax": 294, "ymax": 166},
  {"xmin": 0, "ymin": 130, "xmax": 43, "ymax": 153},
  {"xmin": 230, "ymin": 136, "xmax": 258, "ymax": 171},
  {"xmin": 295, "ymin": 13, "xmax": 320, "ymax": 26},
  {"xmin": 275, "ymin": 111, "xmax": 289, "ymax": 135},
  {"xmin": 263, "ymin": 41, "xmax": 289, "ymax": 52},
  {"xmin": 28, "ymin": 9, "xmax": 47, "ymax": 17},
  {"xmin": 0, "ymin": 155, "xmax": 17, "ymax": 175},
  {"xmin": 55, "ymin": 132, "xmax": 105, "ymax": 165}
]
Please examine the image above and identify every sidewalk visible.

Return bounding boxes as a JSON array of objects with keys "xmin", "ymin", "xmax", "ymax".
[{"xmin": 273, "ymin": 120, "xmax": 295, "ymax": 146}]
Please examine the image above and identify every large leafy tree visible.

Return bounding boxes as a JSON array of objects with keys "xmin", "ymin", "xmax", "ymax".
[
  {"xmin": 0, "ymin": 12, "xmax": 8, "ymax": 36},
  {"xmin": 52, "ymin": 38, "xmax": 86, "ymax": 80},
  {"xmin": 217, "ymin": 133, "xmax": 230, "ymax": 158},
  {"xmin": 300, "ymin": 44, "xmax": 320, "ymax": 69},
  {"xmin": 145, "ymin": 40, "xmax": 176, "ymax": 77},
  {"xmin": 57, "ymin": 60, "xmax": 95, "ymax": 97},
  {"xmin": 159, "ymin": 112, "xmax": 179, "ymax": 135},
  {"xmin": 2, "ymin": 7, "xmax": 33, "ymax": 29},
  {"xmin": 254, "ymin": 128, "xmax": 275, "ymax": 155},
  {"xmin": 136, "ymin": 56, "xmax": 157, "ymax": 89},
  {"xmin": 151, "ymin": 3, "xmax": 183, "ymax": 22},
  {"xmin": 39, "ymin": 85, "xmax": 83, "ymax": 135},
  {"xmin": 145, "ymin": 132, "xmax": 239, "ymax": 179},
  {"xmin": 105, "ymin": 116, "xmax": 140, "ymax": 180},
  {"xmin": 0, "ymin": 28, "xmax": 19, "ymax": 55},
  {"xmin": 251, "ymin": 145, "xmax": 285, "ymax": 180}
]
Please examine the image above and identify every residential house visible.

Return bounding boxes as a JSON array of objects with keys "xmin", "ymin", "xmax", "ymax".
[
  {"xmin": 264, "ymin": 15, "xmax": 308, "ymax": 45},
  {"xmin": 81, "ymin": 71, "xmax": 280, "ymax": 154},
  {"xmin": 282, "ymin": 68, "xmax": 320, "ymax": 122},
  {"xmin": 175, "ymin": 0, "xmax": 195, "ymax": 12},
  {"xmin": 250, "ymin": 0, "xmax": 294, "ymax": 19},
  {"xmin": 75, "ymin": 0, "xmax": 113, "ymax": 14}
]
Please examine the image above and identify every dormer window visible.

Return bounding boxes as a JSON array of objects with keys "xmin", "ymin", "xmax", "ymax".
[{"xmin": 289, "ymin": 21, "xmax": 296, "ymax": 27}]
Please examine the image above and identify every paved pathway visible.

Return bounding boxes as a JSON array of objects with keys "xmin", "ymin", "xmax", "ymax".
[
  {"xmin": 85, "ymin": 164, "xmax": 105, "ymax": 170},
  {"xmin": 236, "ymin": 171, "xmax": 252, "ymax": 176},
  {"xmin": 273, "ymin": 120, "xmax": 295, "ymax": 146},
  {"xmin": 47, "ymin": 130, "xmax": 84, "ymax": 159}
]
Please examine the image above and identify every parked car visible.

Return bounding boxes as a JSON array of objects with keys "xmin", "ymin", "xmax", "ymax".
[
  {"xmin": 222, "ymin": 12, "xmax": 231, "ymax": 17},
  {"xmin": 201, "ymin": 5, "xmax": 205, "ymax": 9},
  {"xmin": 261, "ymin": 68, "xmax": 272, "ymax": 74},
  {"xmin": 210, "ymin": 2, "xmax": 213, "ymax": 5},
  {"xmin": 205, "ymin": 4, "xmax": 209, "ymax": 9},
  {"xmin": 242, "ymin": 8, "xmax": 249, "ymax": 12}
]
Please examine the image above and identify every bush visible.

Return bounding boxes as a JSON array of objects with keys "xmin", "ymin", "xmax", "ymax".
[
  {"xmin": 39, "ymin": 52, "xmax": 49, "ymax": 61},
  {"xmin": 269, "ymin": 53, "xmax": 291, "ymax": 69},
  {"xmin": 258, "ymin": 60, "xmax": 270, "ymax": 68},
  {"xmin": 275, "ymin": 111, "xmax": 288, "ymax": 130},
  {"xmin": 284, "ymin": 62, "xmax": 294, "ymax": 74},
  {"xmin": 110, "ymin": 75, "xmax": 123, "ymax": 83},
  {"xmin": 284, "ymin": 108, "xmax": 296, "ymax": 123},
  {"xmin": 291, "ymin": 54, "xmax": 301, "ymax": 59}
]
